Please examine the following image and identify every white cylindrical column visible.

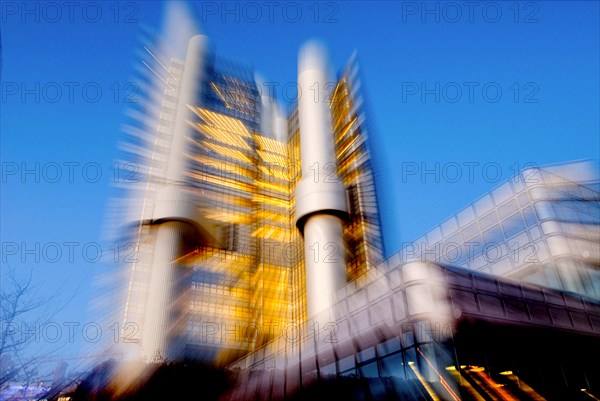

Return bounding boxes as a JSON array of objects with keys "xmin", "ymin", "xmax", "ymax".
[
  {"xmin": 295, "ymin": 42, "xmax": 348, "ymax": 323},
  {"xmin": 142, "ymin": 221, "xmax": 193, "ymax": 361},
  {"xmin": 302, "ymin": 215, "xmax": 347, "ymax": 321},
  {"xmin": 166, "ymin": 34, "xmax": 209, "ymax": 184},
  {"xmin": 141, "ymin": 34, "xmax": 208, "ymax": 362}
]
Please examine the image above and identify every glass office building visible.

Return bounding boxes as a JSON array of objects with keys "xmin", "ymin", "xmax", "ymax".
[
  {"xmin": 399, "ymin": 161, "xmax": 599, "ymax": 299},
  {"xmin": 114, "ymin": 29, "xmax": 384, "ymax": 365}
]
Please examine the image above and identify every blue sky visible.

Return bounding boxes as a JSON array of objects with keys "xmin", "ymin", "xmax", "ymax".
[{"xmin": 1, "ymin": 1, "xmax": 599, "ymax": 366}]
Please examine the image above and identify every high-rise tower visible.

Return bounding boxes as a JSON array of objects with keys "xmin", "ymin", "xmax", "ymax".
[{"xmin": 115, "ymin": 31, "xmax": 384, "ymax": 365}]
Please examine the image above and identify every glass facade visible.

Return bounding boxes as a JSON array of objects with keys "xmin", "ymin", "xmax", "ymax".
[
  {"xmin": 399, "ymin": 162, "xmax": 600, "ymax": 299},
  {"xmin": 331, "ymin": 61, "xmax": 385, "ymax": 280},
  {"xmin": 117, "ymin": 36, "xmax": 385, "ymax": 364},
  {"xmin": 229, "ymin": 260, "xmax": 600, "ymax": 401}
]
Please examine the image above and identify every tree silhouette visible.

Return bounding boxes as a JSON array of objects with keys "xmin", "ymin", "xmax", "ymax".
[{"xmin": 1, "ymin": 265, "xmax": 77, "ymax": 389}]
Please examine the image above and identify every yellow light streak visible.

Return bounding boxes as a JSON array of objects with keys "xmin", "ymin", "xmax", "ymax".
[
  {"xmin": 446, "ymin": 366, "xmax": 486, "ymax": 401},
  {"xmin": 407, "ymin": 361, "xmax": 441, "ymax": 401},
  {"xmin": 257, "ymin": 149, "xmax": 288, "ymax": 166},
  {"xmin": 581, "ymin": 389, "xmax": 600, "ymax": 401},
  {"xmin": 336, "ymin": 133, "xmax": 359, "ymax": 158},
  {"xmin": 192, "ymin": 122, "xmax": 252, "ymax": 150},
  {"xmin": 465, "ymin": 367, "xmax": 517, "ymax": 401},
  {"xmin": 252, "ymin": 194, "xmax": 292, "ymax": 209},
  {"xmin": 336, "ymin": 116, "xmax": 358, "ymax": 140},
  {"xmin": 254, "ymin": 134, "xmax": 288, "ymax": 155},
  {"xmin": 339, "ymin": 151, "xmax": 360, "ymax": 172},
  {"xmin": 210, "ymin": 82, "xmax": 232, "ymax": 109},
  {"xmin": 202, "ymin": 141, "xmax": 253, "ymax": 164},
  {"xmin": 501, "ymin": 372, "xmax": 547, "ymax": 401},
  {"xmin": 416, "ymin": 348, "xmax": 461, "ymax": 401},
  {"xmin": 255, "ymin": 180, "xmax": 291, "ymax": 195},
  {"xmin": 190, "ymin": 106, "xmax": 251, "ymax": 137}
]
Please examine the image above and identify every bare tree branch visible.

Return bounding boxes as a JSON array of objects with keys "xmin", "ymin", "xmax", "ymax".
[{"xmin": 1, "ymin": 264, "xmax": 80, "ymax": 386}]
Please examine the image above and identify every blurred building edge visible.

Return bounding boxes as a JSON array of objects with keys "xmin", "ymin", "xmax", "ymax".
[{"xmin": 111, "ymin": 30, "xmax": 385, "ymax": 366}]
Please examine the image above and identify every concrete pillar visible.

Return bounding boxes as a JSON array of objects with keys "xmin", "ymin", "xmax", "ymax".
[
  {"xmin": 141, "ymin": 34, "xmax": 209, "ymax": 362},
  {"xmin": 294, "ymin": 42, "xmax": 348, "ymax": 326}
]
